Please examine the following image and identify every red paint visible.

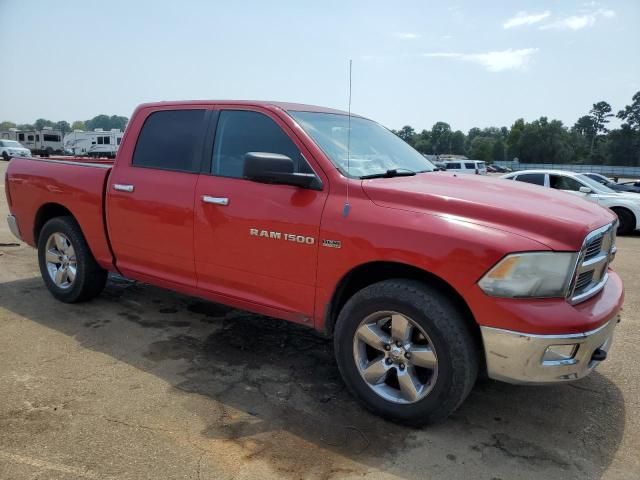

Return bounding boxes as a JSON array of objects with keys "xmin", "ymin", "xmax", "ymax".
[{"xmin": 5, "ymin": 100, "xmax": 623, "ymax": 336}]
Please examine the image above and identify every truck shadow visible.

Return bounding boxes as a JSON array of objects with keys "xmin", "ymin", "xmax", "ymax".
[{"xmin": 0, "ymin": 275, "xmax": 626, "ymax": 479}]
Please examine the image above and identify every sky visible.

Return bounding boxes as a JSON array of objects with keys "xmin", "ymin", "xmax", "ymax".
[{"xmin": 0, "ymin": 0, "xmax": 638, "ymax": 132}]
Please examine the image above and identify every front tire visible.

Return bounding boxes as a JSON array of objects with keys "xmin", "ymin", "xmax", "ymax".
[
  {"xmin": 613, "ymin": 208, "xmax": 636, "ymax": 235},
  {"xmin": 37, "ymin": 216, "xmax": 108, "ymax": 303},
  {"xmin": 334, "ymin": 279, "xmax": 478, "ymax": 425},
  {"xmin": 1, "ymin": 151, "xmax": 9, "ymax": 161}
]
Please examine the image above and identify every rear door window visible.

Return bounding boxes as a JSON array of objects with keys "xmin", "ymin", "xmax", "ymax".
[
  {"xmin": 133, "ymin": 109, "xmax": 206, "ymax": 172},
  {"xmin": 515, "ymin": 173, "xmax": 545, "ymax": 186},
  {"xmin": 465, "ymin": 162, "xmax": 475, "ymax": 169},
  {"xmin": 446, "ymin": 162, "xmax": 461, "ymax": 169}
]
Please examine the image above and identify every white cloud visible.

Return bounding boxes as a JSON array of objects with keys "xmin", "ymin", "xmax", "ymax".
[
  {"xmin": 423, "ymin": 48, "xmax": 538, "ymax": 72},
  {"xmin": 393, "ymin": 32, "xmax": 421, "ymax": 39},
  {"xmin": 503, "ymin": 11, "xmax": 551, "ymax": 29},
  {"xmin": 540, "ymin": 8, "xmax": 616, "ymax": 30}
]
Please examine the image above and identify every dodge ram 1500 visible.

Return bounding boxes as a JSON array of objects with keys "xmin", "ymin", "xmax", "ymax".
[{"xmin": 5, "ymin": 101, "xmax": 624, "ymax": 423}]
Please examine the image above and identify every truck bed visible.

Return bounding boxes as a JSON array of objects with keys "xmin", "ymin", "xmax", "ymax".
[{"xmin": 6, "ymin": 156, "xmax": 115, "ymax": 270}]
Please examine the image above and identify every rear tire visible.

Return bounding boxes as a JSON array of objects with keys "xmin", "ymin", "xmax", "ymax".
[
  {"xmin": 37, "ymin": 216, "xmax": 108, "ymax": 303},
  {"xmin": 2, "ymin": 151, "xmax": 8, "ymax": 161},
  {"xmin": 334, "ymin": 279, "xmax": 478, "ymax": 425},
  {"xmin": 613, "ymin": 208, "xmax": 635, "ymax": 235}
]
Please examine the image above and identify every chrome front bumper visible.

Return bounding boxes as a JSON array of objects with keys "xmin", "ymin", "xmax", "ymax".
[
  {"xmin": 481, "ymin": 317, "xmax": 618, "ymax": 384},
  {"xmin": 7, "ymin": 214, "xmax": 22, "ymax": 241}
]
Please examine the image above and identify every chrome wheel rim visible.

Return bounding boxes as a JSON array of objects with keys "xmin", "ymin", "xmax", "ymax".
[
  {"xmin": 353, "ymin": 311, "xmax": 438, "ymax": 404},
  {"xmin": 45, "ymin": 233, "xmax": 77, "ymax": 289}
]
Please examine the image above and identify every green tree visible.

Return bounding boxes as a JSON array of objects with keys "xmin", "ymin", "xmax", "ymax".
[
  {"xmin": 606, "ymin": 125, "xmax": 639, "ymax": 166},
  {"xmin": 431, "ymin": 122, "xmax": 452, "ymax": 154},
  {"xmin": 0, "ymin": 121, "xmax": 17, "ymax": 130},
  {"xmin": 517, "ymin": 117, "xmax": 574, "ymax": 164},
  {"xmin": 55, "ymin": 121, "xmax": 71, "ymax": 136},
  {"xmin": 617, "ymin": 91, "xmax": 640, "ymax": 131},
  {"xmin": 469, "ymin": 136, "xmax": 494, "ymax": 162},
  {"xmin": 492, "ymin": 138, "xmax": 506, "ymax": 161},
  {"xmin": 506, "ymin": 118, "xmax": 525, "ymax": 160},
  {"xmin": 413, "ymin": 129, "xmax": 431, "ymax": 153},
  {"xmin": 450, "ymin": 130, "xmax": 466, "ymax": 155},
  {"xmin": 34, "ymin": 118, "xmax": 55, "ymax": 130},
  {"xmin": 71, "ymin": 120, "xmax": 86, "ymax": 131},
  {"xmin": 588, "ymin": 101, "xmax": 614, "ymax": 155},
  {"xmin": 395, "ymin": 125, "xmax": 417, "ymax": 146}
]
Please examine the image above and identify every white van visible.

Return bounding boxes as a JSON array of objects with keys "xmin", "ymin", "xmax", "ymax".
[{"xmin": 445, "ymin": 160, "xmax": 487, "ymax": 175}]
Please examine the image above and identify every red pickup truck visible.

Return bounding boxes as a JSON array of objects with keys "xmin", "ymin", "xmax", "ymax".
[{"xmin": 5, "ymin": 101, "xmax": 623, "ymax": 424}]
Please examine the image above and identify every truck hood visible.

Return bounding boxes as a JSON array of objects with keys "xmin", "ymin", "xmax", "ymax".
[{"xmin": 362, "ymin": 173, "xmax": 617, "ymax": 251}]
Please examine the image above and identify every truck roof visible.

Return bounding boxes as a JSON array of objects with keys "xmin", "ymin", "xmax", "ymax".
[{"xmin": 136, "ymin": 100, "xmax": 357, "ymax": 116}]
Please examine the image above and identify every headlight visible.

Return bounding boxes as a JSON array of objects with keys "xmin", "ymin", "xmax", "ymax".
[{"xmin": 478, "ymin": 252, "xmax": 578, "ymax": 298}]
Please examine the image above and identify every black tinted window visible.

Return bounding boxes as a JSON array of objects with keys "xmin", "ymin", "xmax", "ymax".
[
  {"xmin": 212, "ymin": 110, "xmax": 310, "ymax": 178},
  {"xmin": 516, "ymin": 173, "xmax": 545, "ymax": 186},
  {"xmin": 550, "ymin": 175, "xmax": 582, "ymax": 191},
  {"xmin": 133, "ymin": 109, "xmax": 206, "ymax": 172},
  {"xmin": 465, "ymin": 162, "xmax": 475, "ymax": 169},
  {"xmin": 446, "ymin": 162, "xmax": 461, "ymax": 169}
]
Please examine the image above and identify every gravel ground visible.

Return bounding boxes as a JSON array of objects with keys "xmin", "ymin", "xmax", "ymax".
[{"xmin": 0, "ymin": 161, "xmax": 638, "ymax": 480}]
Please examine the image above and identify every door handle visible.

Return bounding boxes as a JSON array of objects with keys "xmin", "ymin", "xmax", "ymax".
[
  {"xmin": 113, "ymin": 184, "xmax": 135, "ymax": 193},
  {"xmin": 202, "ymin": 195, "xmax": 229, "ymax": 206}
]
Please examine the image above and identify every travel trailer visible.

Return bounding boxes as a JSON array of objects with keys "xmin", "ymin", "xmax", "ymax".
[
  {"xmin": 0, "ymin": 127, "xmax": 64, "ymax": 156},
  {"xmin": 63, "ymin": 129, "xmax": 124, "ymax": 158}
]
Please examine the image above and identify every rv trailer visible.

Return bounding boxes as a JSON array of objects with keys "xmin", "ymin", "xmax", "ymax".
[
  {"xmin": 0, "ymin": 127, "xmax": 64, "ymax": 156},
  {"xmin": 63, "ymin": 129, "xmax": 124, "ymax": 158}
]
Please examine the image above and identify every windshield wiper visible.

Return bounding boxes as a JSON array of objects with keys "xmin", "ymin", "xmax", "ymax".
[{"xmin": 360, "ymin": 169, "xmax": 416, "ymax": 179}]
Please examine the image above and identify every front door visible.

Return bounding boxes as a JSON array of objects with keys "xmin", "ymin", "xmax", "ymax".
[
  {"xmin": 107, "ymin": 107, "xmax": 209, "ymax": 287},
  {"xmin": 549, "ymin": 174, "xmax": 599, "ymax": 204},
  {"xmin": 194, "ymin": 108, "xmax": 328, "ymax": 319}
]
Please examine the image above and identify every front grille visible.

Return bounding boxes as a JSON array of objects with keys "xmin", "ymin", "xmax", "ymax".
[
  {"xmin": 584, "ymin": 236, "xmax": 603, "ymax": 260},
  {"xmin": 569, "ymin": 223, "xmax": 616, "ymax": 304},
  {"xmin": 574, "ymin": 271, "xmax": 594, "ymax": 291}
]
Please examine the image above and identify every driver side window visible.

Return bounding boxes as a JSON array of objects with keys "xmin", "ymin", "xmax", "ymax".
[
  {"xmin": 550, "ymin": 175, "xmax": 583, "ymax": 191},
  {"xmin": 212, "ymin": 110, "xmax": 313, "ymax": 178}
]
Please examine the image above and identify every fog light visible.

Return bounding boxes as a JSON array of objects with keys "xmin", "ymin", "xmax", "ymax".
[{"xmin": 543, "ymin": 344, "xmax": 578, "ymax": 362}]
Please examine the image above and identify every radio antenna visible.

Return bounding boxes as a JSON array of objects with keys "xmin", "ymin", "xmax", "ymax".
[{"xmin": 343, "ymin": 59, "xmax": 352, "ymax": 218}]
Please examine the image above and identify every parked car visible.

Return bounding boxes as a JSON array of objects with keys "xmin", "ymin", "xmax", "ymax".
[
  {"xmin": 432, "ymin": 161, "xmax": 447, "ymax": 171},
  {"xmin": 486, "ymin": 165, "xmax": 497, "ymax": 173},
  {"xmin": 490, "ymin": 165, "xmax": 511, "ymax": 173},
  {"xmin": 444, "ymin": 159, "xmax": 487, "ymax": 175},
  {"xmin": 0, "ymin": 140, "xmax": 31, "ymax": 161},
  {"xmin": 5, "ymin": 101, "xmax": 622, "ymax": 424},
  {"xmin": 583, "ymin": 172, "xmax": 640, "ymax": 194},
  {"xmin": 502, "ymin": 169, "xmax": 640, "ymax": 234}
]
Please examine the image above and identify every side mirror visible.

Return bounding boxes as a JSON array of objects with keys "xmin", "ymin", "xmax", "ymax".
[
  {"xmin": 243, "ymin": 152, "xmax": 318, "ymax": 189},
  {"xmin": 579, "ymin": 186, "xmax": 592, "ymax": 194}
]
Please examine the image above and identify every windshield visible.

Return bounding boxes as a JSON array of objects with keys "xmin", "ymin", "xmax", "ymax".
[
  {"xmin": 577, "ymin": 174, "xmax": 616, "ymax": 193},
  {"xmin": 289, "ymin": 111, "xmax": 435, "ymax": 178},
  {"xmin": 1, "ymin": 140, "xmax": 21, "ymax": 147}
]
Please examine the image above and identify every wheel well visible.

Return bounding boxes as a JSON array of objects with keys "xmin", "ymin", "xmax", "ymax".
[
  {"xmin": 611, "ymin": 206, "xmax": 636, "ymax": 228},
  {"xmin": 34, "ymin": 203, "xmax": 74, "ymax": 244},
  {"xmin": 325, "ymin": 261, "xmax": 481, "ymax": 342}
]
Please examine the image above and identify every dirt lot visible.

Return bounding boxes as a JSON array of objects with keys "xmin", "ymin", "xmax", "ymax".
[{"xmin": 0, "ymin": 161, "xmax": 638, "ymax": 480}]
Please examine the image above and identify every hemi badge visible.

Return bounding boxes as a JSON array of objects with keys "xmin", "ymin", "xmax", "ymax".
[{"xmin": 322, "ymin": 239, "xmax": 342, "ymax": 249}]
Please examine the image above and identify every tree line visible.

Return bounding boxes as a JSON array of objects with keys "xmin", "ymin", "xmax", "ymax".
[
  {"xmin": 0, "ymin": 115, "xmax": 129, "ymax": 136},
  {"xmin": 2, "ymin": 93, "xmax": 638, "ymax": 166},
  {"xmin": 392, "ymin": 91, "xmax": 640, "ymax": 166}
]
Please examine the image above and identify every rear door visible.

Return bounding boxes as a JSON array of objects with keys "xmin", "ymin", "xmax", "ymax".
[
  {"xmin": 193, "ymin": 107, "xmax": 328, "ymax": 319},
  {"xmin": 107, "ymin": 107, "xmax": 209, "ymax": 287}
]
